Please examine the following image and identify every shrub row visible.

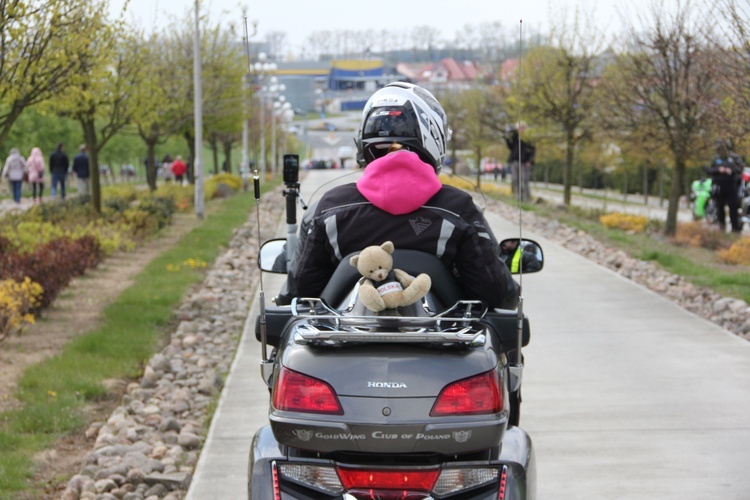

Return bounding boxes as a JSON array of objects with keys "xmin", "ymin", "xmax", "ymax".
[{"xmin": 0, "ymin": 236, "xmax": 103, "ymax": 312}]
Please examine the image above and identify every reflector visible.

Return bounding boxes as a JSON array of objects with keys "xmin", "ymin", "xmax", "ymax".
[{"xmin": 337, "ymin": 467, "xmax": 439, "ymax": 491}]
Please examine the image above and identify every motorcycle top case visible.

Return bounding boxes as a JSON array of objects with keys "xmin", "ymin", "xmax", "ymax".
[{"xmin": 268, "ymin": 320, "xmax": 510, "ymax": 455}]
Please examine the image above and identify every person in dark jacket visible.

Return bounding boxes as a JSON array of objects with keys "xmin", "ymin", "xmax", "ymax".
[
  {"xmin": 72, "ymin": 145, "xmax": 90, "ymax": 197},
  {"xmin": 706, "ymin": 139, "xmax": 745, "ymax": 233},
  {"xmin": 49, "ymin": 142, "xmax": 70, "ymax": 199},
  {"xmin": 504, "ymin": 122, "xmax": 536, "ymax": 202},
  {"xmin": 287, "ymin": 83, "xmax": 519, "ymax": 310}
]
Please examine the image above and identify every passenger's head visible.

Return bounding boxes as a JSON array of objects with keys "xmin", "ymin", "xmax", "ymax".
[
  {"xmin": 716, "ymin": 138, "xmax": 733, "ymax": 157},
  {"xmin": 356, "ymin": 82, "xmax": 450, "ymax": 172}
]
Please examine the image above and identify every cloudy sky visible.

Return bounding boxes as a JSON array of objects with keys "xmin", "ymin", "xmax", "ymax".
[{"xmin": 109, "ymin": 0, "xmax": 663, "ymax": 52}]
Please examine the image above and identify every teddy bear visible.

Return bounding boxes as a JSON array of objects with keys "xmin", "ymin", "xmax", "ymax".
[{"xmin": 349, "ymin": 241, "xmax": 431, "ymax": 312}]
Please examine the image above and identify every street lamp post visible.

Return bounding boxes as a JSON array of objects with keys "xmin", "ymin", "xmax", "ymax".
[
  {"xmin": 270, "ymin": 89, "xmax": 287, "ymax": 179},
  {"xmin": 252, "ymin": 55, "xmax": 277, "ymax": 180},
  {"xmin": 241, "ymin": 17, "xmax": 258, "ymax": 179}
]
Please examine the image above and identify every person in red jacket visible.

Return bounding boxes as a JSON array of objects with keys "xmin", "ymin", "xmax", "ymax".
[{"xmin": 171, "ymin": 155, "xmax": 187, "ymax": 184}]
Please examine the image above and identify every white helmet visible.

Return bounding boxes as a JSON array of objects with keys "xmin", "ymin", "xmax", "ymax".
[{"xmin": 356, "ymin": 82, "xmax": 451, "ymax": 171}]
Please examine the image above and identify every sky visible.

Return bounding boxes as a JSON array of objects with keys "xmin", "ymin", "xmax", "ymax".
[{"xmin": 108, "ymin": 0, "xmax": 657, "ymax": 55}]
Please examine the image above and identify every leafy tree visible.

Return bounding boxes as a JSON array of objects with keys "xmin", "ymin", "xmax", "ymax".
[
  {"xmin": 53, "ymin": 5, "xmax": 148, "ymax": 212},
  {"xmin": 131, "ymin": 29, "xmax": 191, "ymax": 191},
  {"xmin": 516, "ymin": 8, "xmax": 606, "ymax": 206},
  {"xmin": 601, "ymin": 1, "xmax": 718, "ymax": 235},
  {"xmin": 166, "ymin": 9, "xmax": 245, "ymax": 184},
  {"xmin": 0, "ymin": 0, "xmax": 93, "ymax": 145},
  {"xmin": 709, "ymin": 0, "xmax": 750, "ymax": 145}
]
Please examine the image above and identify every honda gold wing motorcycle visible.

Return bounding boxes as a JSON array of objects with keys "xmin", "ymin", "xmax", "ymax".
[{"xmin": 247, "ymin": 156, "xmax": 544, "ymax": 500}]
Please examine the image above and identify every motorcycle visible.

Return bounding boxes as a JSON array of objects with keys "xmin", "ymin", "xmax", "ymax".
[
  {"xmin": 689, "ymin": 177, "xmax": 718, "ymax": 223},
  {"xmin": 247, "ymin": 156, "xmax": 544, "ymax": 500}
]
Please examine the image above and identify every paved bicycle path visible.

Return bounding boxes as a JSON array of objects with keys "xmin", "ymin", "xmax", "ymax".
[{"xmin": 187, "ymin": 170, "xmax": 750, "ymax": 499}]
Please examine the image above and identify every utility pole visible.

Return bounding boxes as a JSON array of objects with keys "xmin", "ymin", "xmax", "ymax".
[{"xmin": 193, "ymin": 0, "xmax": 204, "ymax": 219}]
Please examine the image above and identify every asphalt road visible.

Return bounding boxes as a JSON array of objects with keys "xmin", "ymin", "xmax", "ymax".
[{"xmin": 186, "ymin": 169, "xmax": 750, "ymax": 499}]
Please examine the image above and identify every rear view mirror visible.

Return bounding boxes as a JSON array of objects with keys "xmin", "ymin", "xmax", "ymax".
[
  {"xmin": 259, "ymin": 239, "xmax": 288, "ymax": 273},
  {"xmin": 499, "ymin": 238, "xmax": 544, "ymax": 274}
]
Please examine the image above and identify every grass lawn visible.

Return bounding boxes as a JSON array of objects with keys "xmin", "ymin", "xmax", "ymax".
[{"xmin": 520, "ymin": 196, "xmax": 750, "ymax": 303}]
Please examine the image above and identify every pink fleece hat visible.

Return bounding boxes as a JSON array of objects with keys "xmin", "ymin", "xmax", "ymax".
[{"xmin": 356, "ymin": 150, "xmax": 442, "ymax": 215}]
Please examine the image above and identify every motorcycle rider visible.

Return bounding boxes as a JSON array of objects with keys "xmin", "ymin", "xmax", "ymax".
[
  {"xmin": 286, "ymin": 82, "xmax": 520, "ymax": 310},
  {"xmin": 499, "ymin": 239, "xmax": 542, "ymax": 273},
  {"xmin": 706, "ymin": 139, "xmax": 745, "ymax": 233}
]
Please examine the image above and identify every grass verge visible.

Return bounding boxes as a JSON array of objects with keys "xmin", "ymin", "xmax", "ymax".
[
  {"xmin": 505, "ymin": 193, "xmax": 750, "ymax": 303},
  {"xmin": 0, "ymin": 185, "xmax": 277, "ymax": 498}
]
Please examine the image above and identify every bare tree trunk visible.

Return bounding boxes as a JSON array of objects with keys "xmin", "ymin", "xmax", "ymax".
[
  {"xmin": 222, "ymin": 141, "xmax": 233, "ymax": 174},
  {"xmin": 82, "ymin": 119, "xmax": 101, "ymax": 213},
  {"xmin": 563, "ymin": 133, "xmax": 574, "ymax": 205},
  {"xmin": 475, "ymin": 145, "xmax": 482, "ymax": 190},
  {"xmin": 145, "ymin": 141, "xmax": 158, "ymax": 192},
  {"xmin": 665, "ymin": 157, "xmax": 686, "ymax": 236}
]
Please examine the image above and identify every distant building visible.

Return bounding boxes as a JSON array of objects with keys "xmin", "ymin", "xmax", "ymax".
[
  {"xmin": 272, "ymin": 59, "xmax": 400, "ymax": 114},
  {"xmin": 395, "ymin": 58, "xmax": 490, "ymax": 91}
]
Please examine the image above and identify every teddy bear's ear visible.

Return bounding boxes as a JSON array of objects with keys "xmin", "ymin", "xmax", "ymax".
[
  {"xmin": 381, "ymin": 241, "xmax": 395, "ymax": 254},
  {"xmin": 350, "ymin": 255, "xmax": 359, "ymax": 267}
]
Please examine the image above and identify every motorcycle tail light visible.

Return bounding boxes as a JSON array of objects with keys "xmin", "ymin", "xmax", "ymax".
[
  {"xmin": 278, "ymin": 464, "xmax": 344, "ymax": 495},
  {"xmin": 337, "ymin": 467, "xmax": 439, "ymax": 492},
  {"xmin": 273, "ymin": 366, "xmax": 344, "ymax": 415},
  {"xmin": 432, "ymin": 467, "xmax": 499, "ymax": 496},
  {"xmin": 430, "ymin": 370, "xmax": 502, "ymax": 416}
]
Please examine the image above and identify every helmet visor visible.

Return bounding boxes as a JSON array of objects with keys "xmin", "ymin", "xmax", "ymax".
[{"xmin": 361, "ymin": 105, "xmax": 420, "ymax": 141}]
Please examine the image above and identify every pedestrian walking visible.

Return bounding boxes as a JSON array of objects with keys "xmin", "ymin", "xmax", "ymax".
[
  {"xmin": 172, "ymin": 155, "xmax": 187, "ymax": 184},
  {"xmin": 49, "ymin": 143, "xmax": 70, "ymax": 199},
  {"xmin": 26, "ymin": 147, "xmax": 46, "ymax": 204},
  {"xmin": 2, "ymin": 148, "xmax": 27, "ymax": 204},
  {"xmin": 504, "ymin": 122, "xmax": 536, "ymax": 202},
  {"xmin": 72, "ymin": 144, "xmax": 91, "ymax": 197},
  {"xmin": 162, "ymin": 154, "xmax": 175, "ymax": 183}
]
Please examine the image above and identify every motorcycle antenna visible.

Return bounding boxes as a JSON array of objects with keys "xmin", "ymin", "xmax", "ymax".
[
  {"xmin": 244, "ymin": 16, "xmax": 269, "ymax": 365},
  {"xmin": 253, "ymin": 169, "xmax": 268, "ymax": 364},
  {"xmin": 511, "ymin": 18, "xmax": 525, "ymax": 399}
]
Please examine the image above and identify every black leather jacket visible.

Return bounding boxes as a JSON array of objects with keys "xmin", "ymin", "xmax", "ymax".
[{"xmin": 287, "ymin": 183, "xmax": 519, "ymax": 310}]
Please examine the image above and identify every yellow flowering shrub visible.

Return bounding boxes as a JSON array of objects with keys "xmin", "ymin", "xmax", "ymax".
[
  {"xmin": 209, "ymin": 173, "xmax": 242, "ymax": 191},
  {"xmin": 439, "ymin": 174, "xmax": 512, "ymax": 196},
  {"xmin": 154, "ymin": 183, "xmax": 194, "ymax": 212},
  {"xmin": 599, "ymin": 212, "xmax": 648, "ymax": 233},
  {"xmin": 717, "ymin": 237, "xmax": 750, "ymax": 266},
  {"xmin": 4, "ymin": 221, "xmax": 134, "ymax": 256},
  {"xmin": 0, "ymin": 278, "xmax": 43, "ymax": 341}
]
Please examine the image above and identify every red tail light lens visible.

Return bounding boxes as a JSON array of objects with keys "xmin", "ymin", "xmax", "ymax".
[
  {"xmin": 337, "ymin": 468, "xmax": 439, "ymax": 492},
  {"xmin": 273, "ymin": 366, "xmax": 344, "ymax": 415},
  {"xmin": 430, "ymin": 370, "xmax": 502, "ymax": 416}
]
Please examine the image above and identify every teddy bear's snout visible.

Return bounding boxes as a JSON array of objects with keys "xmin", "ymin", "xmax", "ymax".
[{"xmin": 373, "ymin": 269, "xmax": 388, "ymax": 281}]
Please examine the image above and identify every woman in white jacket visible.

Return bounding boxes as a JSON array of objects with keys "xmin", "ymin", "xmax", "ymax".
[
  {"xmin": 2, "ymin": 147, "xmax": 27, "ymax": 204},
  {"xmin": 26, "ymin": 147, "xmax": 46, "ymax": 204}
]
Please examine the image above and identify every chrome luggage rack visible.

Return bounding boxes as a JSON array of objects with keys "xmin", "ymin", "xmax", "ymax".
[{"xmin": 289, "ymin": 298, "xmax": 488, "ymax": 345}]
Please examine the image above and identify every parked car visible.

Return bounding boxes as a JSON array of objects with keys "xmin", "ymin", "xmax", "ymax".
[{"xmin": 304, "ymin": 159, "xmax": 336, "ymax": 169}]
